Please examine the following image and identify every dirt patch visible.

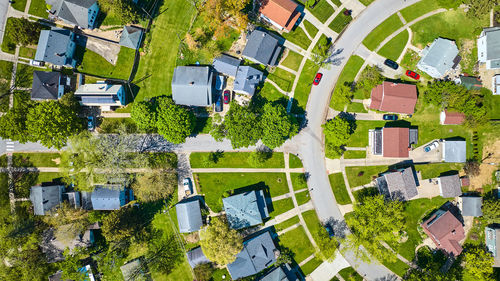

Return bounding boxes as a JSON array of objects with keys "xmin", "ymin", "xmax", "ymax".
[
  {"xmin": 459, "ymin": 39, "xmax": 476, "ymax": 74},
  {"xmin": 469, "ymin": 140, "xmax": 500, "ymax": 190},
  {"xmin": 184, "ymin": 232, "xmax": 199, "ymax": 244},
  {"xmin": 52, "ymin": 158, "xmax": 61, "ymax": 165}
]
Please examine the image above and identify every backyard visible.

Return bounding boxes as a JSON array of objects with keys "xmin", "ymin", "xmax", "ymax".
[
  {"xmin": 345, "ymin": 165, "xmax": 387, "ymax": 187},
  {"xmin": 76, "ymin": 47, "xmax": 135, "ymax": 80}
]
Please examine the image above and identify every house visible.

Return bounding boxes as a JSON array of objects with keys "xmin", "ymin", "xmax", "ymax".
[
  {"xmin": 46, "ymin": 0, "xmax": 99, "ymax": 29},
  {"xmin": 41, "ymin": 223, "xmax": 98, "ymax": 262},
  {"xmin": 121, "ymin": 258, "xmax": 149, "ymax": 281},
  {"xmin": 485, "ymin": 226, "xmax": 500, "ymax": 267},
  {"xmin": 438, "ymin": 174, "xmax": 462, "ymax": 198},
  {"xmin": 74, "ymin": 82, "xmax": 127, "ymax": 110},
  {"xmin": 376, "ymin": 167, "xmax": 418, "ymax": 201},
  {"xmin": 175, "ymin": 199, "xmax": 203, "ymax": 233},
  {"xmin": 30, "ymin": 185, "xmax": 65, "ymax": 215},
  {"xmin": 83, "ymin": 185, "xmax": 133, "ymax": 210},
  {"xmin": 212, "ymin": 54, "xmax": 241, "ymax": 77},
  {"xmin": 369, "ymin": 82, "xmax": 418, "ymax": 114},
  {"xmin": 172, "ymin": 66, "xmax": 214, "ymax": 107},
  {"xmin": 458, "ymin": 75, "xmax": 482, "ymax": 90},
  {"xmin": 31, "ymin": 71, "xmax": 67, "ymax": 101},
  {"xmin": 259, "ymin": 265, "xmax": 298, "ymax": 281},
  {"xmin": 459, "ymin": 196, "xmax": 482, "ymax": 217},
  {"xmin": 227, "ymin": 231, "xmax": 278, "ymax": 279},
  {"xmin": 369, "ymin": 127, "xmax": 418, "ymax": 158},
  {"xmin": 417, "ymin": 38, "xmax": 460, "ymax": 78},
  {"xmin": 243, "ymin": 30, "xmax": 283, "ymax": 66},
  {"xmin": 223, "ymin": 190, "xmax": 269, "ymax": 229},
  {"xmin": 440, "ymin": 110, "xmax": 465, "ymax": 125},
  {"xmin": 259, "ymin": 0, "xmax": 301, "ymax": 32},
  {"xmin": 233, "ymin": 66, "xmax": 264, "ymax": 96},
  {"xmin": 421, "ymin": 209, "xmax": 465, "ymax": 256},
  {"xmin": 35, "ymin": 28, "xmax": 77, "ymax": 67},
  {"xmin": 492, "ymin": 74, "xmax": 500, "ymax": 95},
  {"xmin": 120, "ymin": 26, "xmax": 144, "ymax": 50},
  {"xmin": 442, "ymin": 139, "xmax": 466, "ymax": 163},
  {"xmin": 477, "ymin": 27, "xmax": 500, "ymax": 69},
  {"xmin": 186, "ymin": 247, "xmax": 210, "ymax": 268}
]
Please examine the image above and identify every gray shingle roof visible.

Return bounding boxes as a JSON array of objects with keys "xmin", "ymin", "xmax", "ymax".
[
  {"xmin": 171, "ymin": 66, "xmax": 214, "ymax": 106},
  {"xmin": 90, "ymin": 185, "xmax": 127, "ymax": 210},
  {"xmin": 376, "ymin": 167, "xmax": 418, "ymax": 201},
  {"xmin": 243, "ymin": 30, "xmax": 282, "ymax": 66},
  {"xmin": 30, "ymin": 185, "xmax": 64, "ymax": 215},
  {"xmin": 212, "ymin": 54, "xmax": 241, "ymax": 77},
  {"xmin": 438, "ymin": 174, "xmax": 462, "ymax": 198},
  {"xmin": 260, "ymin": 267, "xmax": 288, "ymax": 281},
  {"xmin": 31, "ymin": 71, "xmax": 62, "ymax": 100},
  {"xmin": 233, "ymin": 66, "xmax": 264, "ymax": 96},
  {"xmin": 223, "ymin": 190, "xmax": 269, "ymax": 229},
  {"xmin": 417, "ymin": 38, "xmax": 459, "ymax": 78},
  {"xmin": 227, "ymin": 231, "xmax": 277, "ymax": 279},
  {"xmin": 484, "ymin": 27, "xmax": 500, "ymax": 60},
  {"xmin": 48, "ymin": 0, "xmax": 99, "ymax": 29},
  {"xmin": 120, "ymin": 26, "xmax": 143, "ymax": 50},
  {"xmin": 186, "ymin": 247, "xmax": 210, "ymax": 268},
  {"xmin": 443, "ymin": 140, "xmax": 466, "ymax": 163},
  {"xmin": 35, "ymin": 28, "xmax": 77, "ymax": 67},
  {"xmin": 176, "ymin": 199, "xmax": 203, "ymax": 233},
  {"xmin": 461, "ymin": 196, "xmax": 482, "ymax": 217}
]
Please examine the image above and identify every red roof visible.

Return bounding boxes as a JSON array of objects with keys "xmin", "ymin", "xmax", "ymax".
[
  {"xmin": 382, "ymin": 127, "xmax": 409, "ymax": 157},
  {"xmin": 259, "ymin": 0, "xmax": 301, "ymax": 31},
  {"xmin": 442, "ymin": 110, "xmax": 465, "ymax": 125},
  {"xmin": 369, "ymin": 82, "xmax": 417, "ymax": 114},
  {"xmin": 422, "ymin": 210, "xmax": 465, "ymax": 256}
]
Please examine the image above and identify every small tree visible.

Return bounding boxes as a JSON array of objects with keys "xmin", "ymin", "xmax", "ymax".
[
  {"xmin": 464, "ymin": 159, "xmax": 480, "ymax": 176},
  {"xmin": 199, "ymin": 217, "xmax": 243, "ymax": 265},
  {"xmin": 132, "ymin": 171, "xmax": 177, "ymax": 202},
  {"xmin": 60, "ymin": 248, "xmax": 87, "ymax": 281},
  {"xmin": 193, "ymin": 263, "xmax": 215, "ymax": 281},
  {"xmin": 355, "ymin": 65, "xmax": 383, "ymax": 98},
  {"xmin": 316, "ymin": 225, "xmax": 338, "ymax": 261},
  {"xmin": 145, "ymin": 232, "xmax": 182, "ymax": 275},
  {"xmin": 260, "ymin": 103, "xmax": 298, "ymax": 149},
  {"xmin": 131, "ymin": 100, "xmax": 157, "ymax": 132},
  {"xmin": 275, "ymin": 247, "xmax": 293, "ymax": 266},
  {"xmin": 101, "ymin": 206, "xmax": 143, "ymax": 242},
  {"xmin": 463, "ymin": 246, "xmax": 495, "ymax": 280},
  {"xmin": 323, "ymin": 116, "xmax": 355, "ymax": 158},
  {"xmin": 156, "ymin": 97, "xmax": 195, "ymax": 144},
  {"xmin": 482, "ymin": 198, "xmax": 500, "ymax": 224},
  {"xmin": 247, "ymin": 148, "xmax": 273, "ymax": 167},
  {"xmin": 331, "ymin": 84, "xmax": 353, "ymax": 111}
]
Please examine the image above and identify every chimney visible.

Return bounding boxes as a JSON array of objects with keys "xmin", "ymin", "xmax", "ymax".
[{"xmin": 189, "ymin": 82, "xmax": 194, "ymax": 85}]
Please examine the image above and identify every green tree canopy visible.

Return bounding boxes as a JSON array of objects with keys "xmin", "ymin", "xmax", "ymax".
[
  {"xmin": 7, "ymin": 18, "xmax": 42, "ymax": 46},
  {"xmin": 223, "ymin": 102, "xmax": 261, "ymax": 148},
  {"xmin": 483, "ymin": 198, "xmax": 500, "ymax": 224},
  {"xmin": 260, "ymin": 103, "xmax": 298, "ymax": 149},
  {"xmin": 131, "ymin": 171, "xmax": 176, "ymax": 202},
  {"xmin": 463, "ymin": 245, "xmax": 495, "ymax": 280},
  {"xmin": 101, "ymin": 206, "xmax": 143, "ymax": 242},
  {"xmin": 323, "ymin": 116, "xmax": 355, "ymax": 158},
  {"xmin": 60, "ymin": 248, "xmax": 88, "ymax": 281},
  {"xmin": 144, "ymin": 231, "xmax": 182, "ymax": 275},
  {"xmin": 156, "ymin": 97, "xmax": 195, "ymax": 144},
  {"xmin": 355, "ymin": 65, "xmax": 383, "ymax": 98},
  {"xmin": 316, "ymin": 225, "xmax": 339, "ymax": 261},
  {"xmin": 131, "ymin": 100, "xmax": 157, "ymax": 132},
  {"xmin": 200, "ymin": 217, "xmax": 243, "ymax": 265},
  {"xmin": 332, "ymin": 84, "xmax": 353, "ymax": 110}
]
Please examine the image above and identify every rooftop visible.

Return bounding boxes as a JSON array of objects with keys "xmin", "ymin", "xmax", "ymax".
[
  {"xmin": 31, "ymin": 71, "xmax": 62, "ymax": 100},
  {"xmin": 376, "ymin": 167, "xmax": 418, "ymax": 201},
  {"xmin": 243, "ymin": 30, "xmax": 282, "ymax": 66},
  {"xmin": 369, "ymin": 82, "xmax": 418, "ymax": 114},
  {"xmin": 171, "ymin": 66, "xmax": 213, "ymax": 107},
  {"xmin": 212, "ymin": 54, "xmax": 241, "ymax": 77},
  {"xmin": 443, "ymin": 140, "xmax": 466, "ymax": 163},
  {"xmin": 35, "ymin": 28, "xmax": 76, "ymax": 67},
  {"xmin": 461, "ymin": 196, "xmax": 482, "ymax": 217},
  {"xmin": 259, "ymin": 0, "xmax": 301, "ymax": 31},
  {"xmin": 383, "ymin": 127, "xmax": 410, "ymax": 158},
  {"xmin": 90, "ymin": 185, "xmax": 128, "ymax": 210},
  {"xmin": 233, "ymin": 66, "xmax": 264, "ymax": 96},
  {"xmin": 120, "ymin": 26, "xmax": 144, "ymax": 50},
  {"xmin": 186, "ymin": 247, "xmax": 210, "ymax": 268},
  {"xmin": 438, "ymin": 174, "xmax": 462, "ymax": 198},
  {"xmin": 422, "ymin": 209, "xmax": 464, "ymax": 256},
  {"xmin": 440, "ymin": 110, "xmax": 465, "ymax": 125},
  {"xmin": 417, "ymin": 38, "xmax": 459, "ymax": 78},
  {"xmin": 30, "ymin": 185, "xmax": 64, "ymax": 215},
  {"xmin": 223, "ymin": 190, "xmax": 269, "ymax": 229},
  {"xmin": 47, "ymin": 0, "xmax": 99, "ymax": 29},
  {"xmin": 176, "ymin": 199, "xmax": 203, "ymax": 233}
]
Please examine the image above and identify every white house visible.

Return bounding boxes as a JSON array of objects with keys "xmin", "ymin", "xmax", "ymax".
[
  {"xmin": 75, "ymin": 82, "xmax": 127, "ymax": 110},
  {"xmin": 477, "ymin": 27, "xmax": 500, "ymax": 69}
]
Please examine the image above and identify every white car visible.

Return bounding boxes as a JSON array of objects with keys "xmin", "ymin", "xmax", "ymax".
[
  {"xmin": 29, "ymin": 60, "xmax": 44, "ymax": 66},
  {"xmin": 424, "ymin": 141, "xmax": 439, "ymax": 152},
  {"xmin": 183, "ymin": 178, "xmax": 192, "ymax": 196}
]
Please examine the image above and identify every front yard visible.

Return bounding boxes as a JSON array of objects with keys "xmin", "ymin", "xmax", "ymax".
[
  {"xmin": 189, "ymin": 152, "xmax": 285, "ymax": 168},
  {"xmin": 345, "ymin": 165, "xmax": 387, "ymax": 187},
  {"xmin": 328, "ymin": 173, "xmax": 351, "ymax": 205}
]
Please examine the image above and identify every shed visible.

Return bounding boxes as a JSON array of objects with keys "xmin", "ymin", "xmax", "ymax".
[
  {"xmin": 233, "ymin": 66, "xmax": 264, "ymax": 96},
  {"xmin": 442, "ymin": 140, "xmax": 466, "ymax": 163},
  {"xmin": 212, "ymin": 54, "xmax": 241, "ymax": 77},
  {"xmin": 175, "ymin": 199, "xmax": 203, "ymax": 233},
  {"xmin": 438, "ymin": 174, "xmax": 462, "ymax": 198},
  {"xmin": 460, "ymin": 196, "xmax": 482, "ymax": 217},
  {"xmin": 186, "ymin": 247, "xmax": 210, "ymax": 268},
  {"xmin": 440, "ymin": 110, "xmax": 465, "ymax": 125},
  {"xmin": 120, "ymin": 26, "xmax": 144, "ymax": 50}
]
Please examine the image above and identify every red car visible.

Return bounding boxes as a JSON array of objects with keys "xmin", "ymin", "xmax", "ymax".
[
  {"xmin": 223, "ymin": 90, "xmax": 230, "ymax": 104},
  {"xmin": 313, "ymin": 73, "xmax": 323, "ymax": 85},
  {"xmin": 405, "ymin": 70, "xmax": 420, "ymax": 80}
]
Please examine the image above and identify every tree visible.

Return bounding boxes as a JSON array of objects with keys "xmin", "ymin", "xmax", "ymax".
[
  {"xmin": 260, "ymin": 103, "xmax": 298, "ymax": 149},
  {"xmin": 98, "ymin": 0, "xmax": 139, "ymax": 24},
  {"xmin": 7, "ymin": 18, "xmax": 41, "ymax": 46},
  {"xmin": 131, "ymin": 100, "xmax": 157, "ymax": 132},
  {"xmin": 101, "ymin": 206, "xmax": 143, "ymax": 242},
  {"xmin": 355, "ymin": 66, "xmax": 383, "ymax": 98},
  {"xmin": 60, "ymin": 248, "xmax": 87, "ymax": 281},
  {"xmin": 465, "ymin": 159, "xmax": 480, "ymax": 176},
  {"xmin": 42, "ymin": 202, "xmax": 89, "ymax": 234},
  {"xmin": 463, "ymin": 0, "xmax": 498, "ymax": 19},
  {"xmin": 156, "ymin": 97, "xmax": 195, "ymax": 144},
  {"xmin": 224, "ymin": 102, "xmax": 261, "ymax": 148},
  {"xmin": 199, "ymin": 217, "xmax": 243, "ymax": 265},
  {"xmin": 27, "ymin": 101, "xmax": 83, "ymax": 149},
  {"xmin": 145, "ymin": 232, "xmax": 182, "ymax": 275},
  {"xmin": 0, "ymin": 107, "xmax": 32, "ymax": 143},
  {"xmin": 463, "ymin": 246, "xmax": 495, "ymax": 280},
  {"xmin": 316, "ymin": 226, "xmax": 338, "ymax": 261},
  {"xmin": 482, "ymin": 198, "xmax": 500, "ymax": 224},
  {"xmin": 59, "ymin": 92, "xmax": 81, "ymax": 113},
  {"xmin": 313, "ymin": 36, "xmax": 332, "ymax": 66},
  {"xmin": 331, "ymin": 84, "xmax": 353, "ymax": 111},
  {"xmin": 247, "ymin": 148, "xmax": 273, "ymax": 167},
  {"xmin": 201, "ymin": 0, "xmax": 249, "ymax": 38},
  {"xmin": 323, "ymin": 116, "xmax": 355, "ymax": 158},
  {"xmin": 344, "ymin": 195, "xmax": 405, "ymax": 263},
  {"xmin": 131, "ymin": 171, "xmax": 176, "ymax": 202},
  {"xmin": 275, "ymin": 247, "xmax": 293, "ymax": 266},
  {"xmin": 193, "ymin": 263, "xmax": 215, "ymax": 281}
]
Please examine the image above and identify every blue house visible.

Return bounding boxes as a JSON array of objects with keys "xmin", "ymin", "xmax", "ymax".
[
  {"xmin": 222, "ymin": 190, "xmax": 269, "ymax": 229},
  {"xmin": 176, "ymin": 199, "xmax": 203, "ymax": 233},
  {"xmin": 35, "ymin": 28, "xmax": 77, "ymax": 67},
  {"xmin": 46, "ymin": 0, "xmax": 100, "ymax": 29},
  {"xmin": 86, "ymin": 185, "xmax": 133, "ymax": 210}
]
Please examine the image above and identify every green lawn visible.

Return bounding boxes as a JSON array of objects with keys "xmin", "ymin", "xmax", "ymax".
[
  {"xmin": 281, "ymin": 51, "xmax": 303, "ymax": 72},
  {"xmin": 343, "ymin": 150, "xmax": 366, "ymax": 159},
  {"xmin": 345, "ymin": 166, "xmax": 387, "ymax": 187},
  {"xmin": 134, "ymin": 0, "xmax": 196, "ymax": 100},
  {"xmin": 378, "ymin": 30, "xmax": 409, "ymax": 61},
  {"xmin": 289, "ymin": 154, "xmax": 303, "ymax": 168},
  {"xmin": 15, "ymin": 64, "xmax": 37, "ymax": 88},
  {"xmin": 328, "ymin": 9, "xmax": 352, "ymax": 33},
  {"xmin": 98, "ymin": 117, "xmax": 140, "ymax": 134},
  {"xmin": 1, "ymin": 18, "xmax": 19, "ymax": 54},
  {"xmin": 346, "ymin": 102, "xmax": 367, "ymax": 113},
  {"xmin": 194, "ymin": 173, "xmax": 289, "ymax": 212},
  {"xmin": 11, "ymin": 0, "xmax": 27, "ymax": 12},
  {"xmin": 359, "ymin": 0, "xmax": 375, "ymax": 5},
  {"xmin": 28, "ymin": 0, "xmax": 49, "ymax": 17},
  {"xmin": 12, "ymin": 153, "xmax": 61, "ymax": 167},
  {"xmin": 77, "ymin": 47, "xmax": 135, "ymax": 80},
  {"xmin": 485, "ymin": 94, "xmax": 500, "ymax": 119},
  {"xmin": 19, "ymin": 46, "xmax": 36, "ymax": 59},
  {"xmin": 303, "ymin": 0, "xmax": 335, "ymax": 23},
  {"xmin": 382, "ymin": 256, "xmax": 410, "ymax": 277},
  {"xmin": 0, "ymin": 60, "xmax": 13, "ymax": 80},
  {"xmin": 328, "ymin": 173, "xmax": 351, "ymax": 205},
  {"xmin": 292, "ymin": 60, "xmax": 320, "ymax": 113},
  {"xmin": 290, "ymin": 173, "xmax": 308, "ymax": 191},
  {"xmin": 274, "ymin": 216, "xmax": 300, "ymax": 232},
  {"xmin": 258, "ymin": 82, "xmax": 287, "ymax": 105},
  {"xmin": 399, "ymin": 0, "xmax": 442, "ymax": 22},
  {"xmin": 282, "ymin": 27, "xmax": 312, "ymax": 51},
  {"xmin": 300, "ymin": 256, "xmax": 322, "ymax": 275},
  {"xmin": 269, "ymin": 197, "xmax": 295, "ymax": 218},
  {"xmin": 278, "ymin": 225, "xmax": 315, "ymax": 263},
  {"xmin": 190, "ymin": 152, "xmax": 284, "ymax": 168},
  {"xmin": 268, "ymin": 67, "xmax": 296, "ymax": 92},
  {"xmin": 303, "ymin": 20, "xmax": 319, "ymax": 38},
  {"xmin": 415, "ymin": 163, "xmax": 464, "ymax": 179},
  {"xmin": 36, "ymin": 172, "xmax": 64, "ymax": 184},
  {"xmin": 338, "ymin": 267, "xmax": 363, "ymax": 281},
  {"xmin": 363, "ymin": 14, "xmax": 404, "ymax": 50},
  {"xmin": 329, "ymin": 55, "xmax": 364, "ymax": 109},
  {"xmin": 346, "ymin": 120, "xmax": 386, "ymax": 147},
  {"xmin": 295, "ymin": 190, "xmax": 310, "ymax": 206}
]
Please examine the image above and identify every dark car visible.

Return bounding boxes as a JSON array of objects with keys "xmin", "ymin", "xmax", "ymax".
[
  {"xmin": 215, "ymin": 94, "xmax": 222, "ymax": 112},
  {"xmin": 87, "ymin": 116, "xmax": 95, "ymax": 131},
  {"xmin": 324, "ymin": 225, "xmax": 334, "ymax": 237},
  {"xmin": 313, "ymin": 73, "xmax": 323, "ymax": 85},
  {"xmin": 384, "ymin": 59, "xmax": 398, "ymax": 70},
  {"xmin": 343, "ymin": 9, "xmax": 352, "ymax": 16},
  {"xmin": 405, "ymin": 70, "xmax": 420, "ymax": 80},
  {"xmin": 223, "ymin": 90, "xmax": 230, "ymax": 104},
  {"xmin": 383, "ymin": 114, "xmax": 398, "ymax": 121}
]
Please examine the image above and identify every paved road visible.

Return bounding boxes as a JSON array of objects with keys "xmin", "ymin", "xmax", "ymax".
[{"xmin": 0, "ymin": 0, "xmax": 9, "ymax": 46}]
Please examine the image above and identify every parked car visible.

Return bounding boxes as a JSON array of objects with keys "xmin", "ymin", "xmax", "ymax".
[
  {"xmin": 215, "ymin": 94, "xmax": 222, "ymax": 112},
  {"xmin": 343, "ymin": 9, "xmax": 352, "ymax": 16},
  {"xmin": 29, "ymin": 60, "xmax": 44, "ymax": 67},
  {"xmin": 183, "ymin": 178, "xmax": 192, "ymax": 196},
  {"xmin": 405, "ymin": 70, "xmax": 420, "ymax": 80},
  {"xmin": 313, "ymin": 73, "xmax": 323, "ymax": 85},
  {"xmin": 215, "ymin": 75, "xmax": 225, "ymax": 91},
  {"xmin": 384, "ymin": 59, "xmax": 398, "ymax": 70},
  {"xmin": 223, "ymin": 90, "xmax": 231, "ymax": 104},
  {"xmin": 87, "ymin": 116, "xmax": 95, "ymax": 131},
  {"xmin": 383, "ymin": 114, "xmax": 398, "ymax": 121},
  {"xmin": 424, "ymin": 141, "xmax": 439, "ymax": 152}
]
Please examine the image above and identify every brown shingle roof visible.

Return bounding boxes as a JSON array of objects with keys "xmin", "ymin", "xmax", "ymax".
[
  {"xmin": 422, "ymin": 210, "xmax": 464, "ymax": 256},
  {"xmin": 259, "ymin": 0, "xmax": 300, "ymax": 31},
  {"xmin": 369, "ymin": 82, "xmax": 417, "ymax": 114},
  {"xmin": 383, "ymin": 127, "xmax": 409, "ymax": 157},
  {"xmin": 442, "ymin": 110, "xmax": 465, "ymax": 125}
]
